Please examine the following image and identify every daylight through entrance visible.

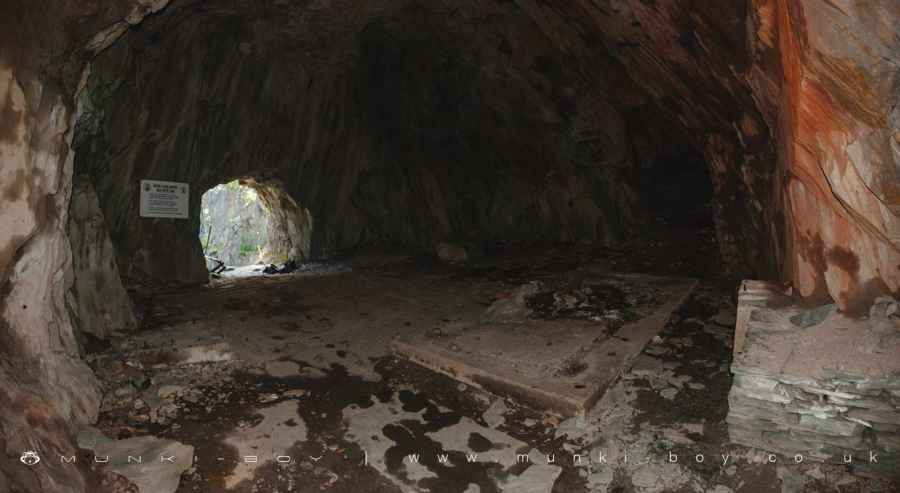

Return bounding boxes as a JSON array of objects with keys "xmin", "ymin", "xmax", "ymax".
[
  {"xmin": 4, "ymin": 1, "xmax": 898, "ymax": 492},
  {"xmin": 199, "ymin": 181, "xmax": 272, "ymax": 269}
]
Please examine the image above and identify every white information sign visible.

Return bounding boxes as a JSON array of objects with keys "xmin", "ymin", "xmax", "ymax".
[{"xmin": 139, "ymin": 180, "xmax": 190, "ymax": 219}]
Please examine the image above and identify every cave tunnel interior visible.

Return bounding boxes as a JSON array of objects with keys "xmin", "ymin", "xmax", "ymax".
[
  {"xmin": 69, "ymin": 0, "xmax": 739, "ymax": 287},
  {"xmin": 1, "ymin": 0, "xmax": 899, "ymax": 492},
  {"xmin": 639, "ymin": 149, "xmax": 713, "ymax": 229}
]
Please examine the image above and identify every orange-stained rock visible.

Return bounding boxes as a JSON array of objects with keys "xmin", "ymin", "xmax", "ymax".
[
  {"xmin": 774, "ymin": 0, "xmax": 899, "ymax": 312},
  {"xmin": 511, "ymin": 0, "xmax": 899, "ymax": 311},
  {"xmin": 0, "ymin": 1, "xmax": 898, "ymax": 491}
]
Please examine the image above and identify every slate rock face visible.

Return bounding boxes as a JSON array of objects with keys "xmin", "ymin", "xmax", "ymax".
[
  {"xmin": 68, "ymin": 175, "xmax": 138, "ymax": 339},
  {"xmin": 1, "ymin": 1, "xmax": 899, "ymax": 492},
  {"xmin": 69, "ymin": 0, "xmax": 900, "ymax": 311},
  {"xmin": 728, "ymin": 286, "xmax": 900, "ymax": 478},
  {"xmin": 514, "ymin": 0, "xmax": 900, "ymax": 312},
  {"xmin": 71, "ymin": 0, "xmax": 643, "ymax": 284},
  {"xmin": 0, "ymin": 3, "xmax": 170, "ymax": 492}
]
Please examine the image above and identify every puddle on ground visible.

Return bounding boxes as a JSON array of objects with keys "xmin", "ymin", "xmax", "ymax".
[{"xmin": 97, "ymin": 358, "xmax": 584, "ymax": 493}]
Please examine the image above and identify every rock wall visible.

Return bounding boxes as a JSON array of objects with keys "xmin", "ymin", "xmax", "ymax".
[
  {"xmin": 507, "ymin": 0, "xmax": 782, "ymax": 277},
  {"xmin": 0, "ymin": 1, "xmax": 898, "ymax": 491},
  {"xmin": 0, "ymin": 62, "xmax": 100, "ymax": 493},
  {"xmin": 0, "ymin": 1, "xmax": 169, "ymax": 491},
  {"xmin": 249, "ymin": 179, "xmax": 313, "ymax": 265},
  {"xmin": 505, "ymin": 0, "xmax": 899, "ymax": 311},
  {"xmin": 71, "ymin": 0, "xmax": 644, "ymax": 284},
  {"xmin": 70, "ymin": 1, "xmax": 900, "ymax": 310},
  {"xmin": 772, "ymin": 0, "xmax": 900, "ymax": 313},
  {"xmin": 67, "ymin": 175, "xmax": 137, "ymax": 339},
  {"xmin": 60, "ymin": 0, "xmax": 900, "ymax": 307}
]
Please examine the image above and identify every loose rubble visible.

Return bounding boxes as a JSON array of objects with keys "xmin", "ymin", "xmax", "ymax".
[{"xmin": 728, "ymin": 282, "xmax": 900, "ymax": 479}]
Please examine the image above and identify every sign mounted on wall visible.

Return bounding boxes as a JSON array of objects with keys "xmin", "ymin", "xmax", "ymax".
[{"xmin": 139, "ymin": 180, "xmax": 190, "ymax": 219}]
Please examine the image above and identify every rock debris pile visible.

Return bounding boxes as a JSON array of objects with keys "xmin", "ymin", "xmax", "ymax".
[
  {"xmin": 727, "ymin": 282, "xmax": 900, "ymax": 479},
  {"xmin": 482, "ymin": 273, "xmax": 663, "ymax": 329}
]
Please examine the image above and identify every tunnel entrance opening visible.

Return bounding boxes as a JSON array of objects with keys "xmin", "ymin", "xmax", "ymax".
[
  {"xmin": 199, "ymin": 180, "xmax": 272, "ymax": 270},
  {"xmin": 6, "ymin": 1, "xmax": 900, "ymax": 492},
  {"xmin": 199, "ymin": 179, "xmax": 315, "ymax": 278},
  {"xmin": 640, "ymin": 149, "xmax": 714, "ymax": 229}
]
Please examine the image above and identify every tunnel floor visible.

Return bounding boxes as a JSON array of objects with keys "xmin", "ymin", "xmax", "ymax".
[{"xmin": 81, "ymin": 238, "xmax": 890, "ymax": 493}]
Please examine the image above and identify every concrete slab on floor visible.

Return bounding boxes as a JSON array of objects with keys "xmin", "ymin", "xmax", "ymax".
[{"xmin": 392, "ymin": 273, "xmax": 697, "ymax": 416}]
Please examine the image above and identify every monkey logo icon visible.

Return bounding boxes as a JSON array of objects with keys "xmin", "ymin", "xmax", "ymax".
[{"xmin": 20, "ymin": 451, "xmax": 40, "ymax": 466}]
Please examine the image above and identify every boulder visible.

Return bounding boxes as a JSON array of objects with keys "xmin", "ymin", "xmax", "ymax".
[
  {"xmin": 92, "ymin": 436, "xmax": 193, "ymax": 493},
  {"xmin": 436, "ymin": 243, "xmax": 468, "ymax": 264}
]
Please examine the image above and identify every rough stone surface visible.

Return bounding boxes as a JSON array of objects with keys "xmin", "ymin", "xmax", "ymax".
[
  {"xmin": 71, "ymin": 0, "xmax": 654, "ymax": 284},
  {"xmin": 776, "ymin": 0, "xmax": 900, "ymax": 313},
  {"xmin": 0, "ymin": 2, "xmax": 170, "ymax": 491},
  {"xmin": 68, "ymin": 175, "xmax": 137, "ymax": 339},
  {"xmin": 435, "ymin": 243, "xmax": 468, "ymax": 264},
  {"xmin": 2, "ymin": 1, "xmax": 900, "ymax": 492},
  {"xmin": 728, "ymin": 283, "xmax": 900, "ymax": 478},
  {"xmin": 92, "ymin": 436, "xmax": 193, "ymax": 493},
  {"xmin": 509, "ymin": 0, "xmax": 900, "ymax": 310},
  {"xmin": 64, "ymin": 0, "xmax": 900, "ymax": 307},
  {"xmin": 480, "ymin": 283, "xmax": 541, "ymax": 324}
]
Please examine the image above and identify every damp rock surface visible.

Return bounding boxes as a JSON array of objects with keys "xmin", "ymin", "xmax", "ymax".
[
  {"xmin": 83, "ymin": 267, "xmax": 898, "ymax": 492},
  {"xmin": 92, "ymin": 436, "xmax": 194, "ymax": 493},
  {"xmin": 728, "ymin": 282, "xmax": 900, "ymax": 478},
  {"xmin": 2, "ymin": 1, "xmax": 899, "ymax": 493}
]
